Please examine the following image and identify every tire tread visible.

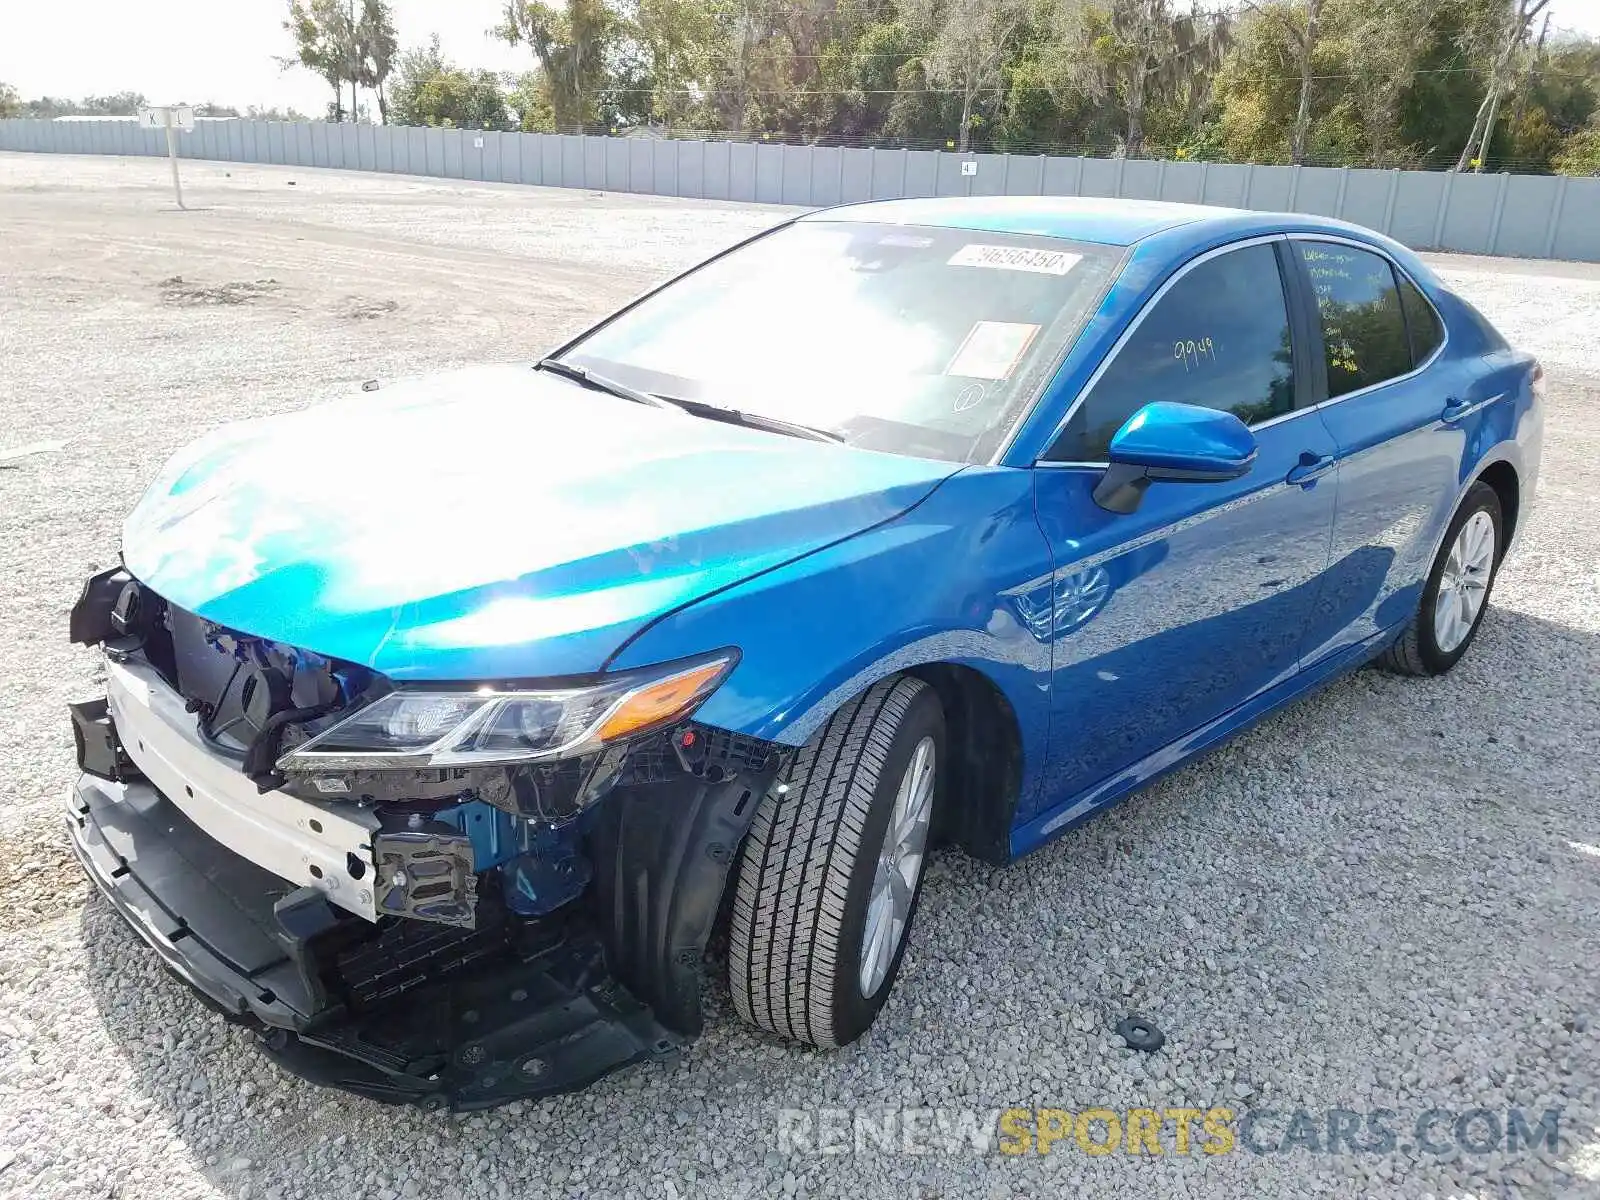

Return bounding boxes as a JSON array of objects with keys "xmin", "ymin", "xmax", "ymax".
[{"xmin": 728, "ymin": 675, "xmax": 928, "ymax": 1048}]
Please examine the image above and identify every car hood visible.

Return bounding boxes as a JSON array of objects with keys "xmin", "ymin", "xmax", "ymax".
[{"xmin": 122, "ymin": 365, "xmax": 959, "ymax": 679}]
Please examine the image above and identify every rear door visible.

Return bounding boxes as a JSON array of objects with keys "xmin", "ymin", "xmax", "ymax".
[{"xmin": 1287, "ymin": 238, "xmax": 1466, "ymax": 663}]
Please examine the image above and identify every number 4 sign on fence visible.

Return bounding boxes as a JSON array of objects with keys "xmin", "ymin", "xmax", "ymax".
[{"xmin": 137, "ymin": 106, "xmax": 195, "ymax": 209}]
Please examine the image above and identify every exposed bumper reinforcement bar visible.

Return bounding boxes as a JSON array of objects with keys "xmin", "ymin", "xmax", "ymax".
[{"xmin": 66, "ymin": 773, "xmax": 682, "ymax": 1110}]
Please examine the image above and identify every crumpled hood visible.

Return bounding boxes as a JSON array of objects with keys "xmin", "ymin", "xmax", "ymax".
[{"xmin": 122, "ymin": 365, "xmax": 959, "ymax": 679}]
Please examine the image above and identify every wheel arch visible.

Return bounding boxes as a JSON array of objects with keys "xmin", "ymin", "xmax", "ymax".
[
  {"xmin": 1474, "ymin": 458, "xmax": 1520, "ymax": 560},
  {"xmin": 905, "ymin": 662, "xmax": 1025, "ymax": 866}
]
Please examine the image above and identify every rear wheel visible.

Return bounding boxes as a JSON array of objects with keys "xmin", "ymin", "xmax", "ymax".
[
  {"xmin": 1380, "ymin": 481, "xmax": 1503, "ymax": 676},
  {"xmin": 728, "ymin": 675, "xmax": 942, "ymax": 1048}
]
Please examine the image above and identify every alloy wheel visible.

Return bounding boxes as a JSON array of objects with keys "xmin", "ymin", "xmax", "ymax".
[
  {"xmin": 858, "ymin": 735, "xmax": 935, "ymax": 998},
  {"xmin": 1433, "ymin": 510, "xmax": 1496, "ymax": 654}
]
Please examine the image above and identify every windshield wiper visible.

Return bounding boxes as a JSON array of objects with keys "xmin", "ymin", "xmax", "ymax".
[
  {"xmin": 535, "ymin": 358, "xmax": 677, "ymax": 411},
  {"xmin": 536, "ymin": 359, "xmax": 842, "ymax": 444},
  {"xmin": 673, "ymin": 400, "xmax": 845, "ymax": 445}
]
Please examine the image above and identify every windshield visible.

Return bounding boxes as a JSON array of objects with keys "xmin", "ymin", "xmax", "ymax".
[{"xmin": 562, "ymin": 220, "xmax": 1123, "ymax": 463}]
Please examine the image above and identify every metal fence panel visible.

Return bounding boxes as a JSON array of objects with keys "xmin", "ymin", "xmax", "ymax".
[
  {"xmin": 578, "ymin": 137, "xmax": 600, "ymax": 188},
  {"xmin": 1552, "ymin": 179, "xmax": 1600, "ymax": 262},
  {"xmin": 1244, "ymin": 165, "xmax": 1292, "ymax": 209},
  {"xmin": 1338, "ymin": 169, "xmax": 1391, "ymax": 231},
  {"xmin": 600, "ymin": 138, "xmax": 625, "ymax": 190},
  {"xmin": 372, "ymin": 124, "xmax": 393, "ymax": 173},
  {"xmin": 751, "ymin": 144, "xmax": 780, "ymax": 202},
  {"xmin": 833, "ymin": 148, "xmax": 867, "ymax": 203},
  {"xmin": 900, "ymin": 150, "xmax": 933, "ymax": 197},
  {"xmin": 965, "ymin": 154, "xmax": 1003, "ymax": 197},
  {"xmin": 1389, "ymin": 171, "xmax": 1447, "ymax": 247},
  {"xmin": 1076, "ymin": 158, "xmax": 1117, "ymax": 197},
  {"xmin": 1438, "ymin": 172, "xmax": 1500, "ymax": 254},
  {"xmin": 545, "ymin": 135, "xmax": 567, "ymax": 188},
  {"xmin": 1199, "ymin": 162, "xmax": 1249, "ymax": 206},
  {"xmin": 646, "ymin": 140, "xmax": 673, "ymax": 196},
  {"xmin": 678, "ymin": 139, "xmax": 704, "ymax": 198},
  {"xmin": 698, "ymin": 141, "xmax": 725, "ymax": 198},
  {"xmin": 727, "ymin": 142, "xmax": 756, "ymax": 201},
  {"xmin": 5, "ymin": 120, "xmax": 1599, "ymax": 261},
  {"xmin": 805, "ymin": 145, "xmax": 839, "ymax": 206},
  {"xmin": 866, "ymin": 149, "xmax": 901, "ymax": 200},
  {"xmin": 627, "ymin": 139, "xmax": 653, "ymax": 192},
  {"xmin": 1291, "ymin": 166, "xmax": 1342, "ymax": 216},
  {"xmin": 513, "ymin": 133, "xmax": 537, "ymax": 186},
  {"xmin": 780, "ymin": 144, "xmax": 810, "ymax": 205},
  {"xmin": 1494, "ymin": 175, "xmax": 1560, "ymax": 259}
]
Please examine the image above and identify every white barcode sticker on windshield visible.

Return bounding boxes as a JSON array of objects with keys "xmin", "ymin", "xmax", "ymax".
[
  {"xmin": 947, "ymin": 244, "xmax": 1082, "ymax": 275},
  {"xmin": 946, "ymin": 321, "xmax": 1040, "ymax": 380}
]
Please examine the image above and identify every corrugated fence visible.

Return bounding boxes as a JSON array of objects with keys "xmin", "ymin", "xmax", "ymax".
[{"xmin": 4, "ymin": 118, "xmax": 1598, "ymax": 262}]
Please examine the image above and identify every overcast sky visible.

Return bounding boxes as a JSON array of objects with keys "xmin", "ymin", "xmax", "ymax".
[
  {"xmin": 2, "ymin": 1, "xmax": 524, "ymax": 113},
  {"xmin": 5, "ymin": 0, "xmax": 1600, "ymax": 114}
]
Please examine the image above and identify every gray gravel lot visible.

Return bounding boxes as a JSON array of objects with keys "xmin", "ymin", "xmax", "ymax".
[{"xmin": 1, "ymin": 154, "xmax": 1597, "ymax": 1200}]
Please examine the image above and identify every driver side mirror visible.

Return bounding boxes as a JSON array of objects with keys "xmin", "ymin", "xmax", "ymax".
[{"xmin": 1092, "ymin": 401, "xmax": 1258, "ymax": 514}]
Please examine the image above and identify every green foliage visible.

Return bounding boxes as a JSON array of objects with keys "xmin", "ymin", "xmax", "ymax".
[
  {"xmin": 1553, "ymin": 124, "xmax": 1600, "ymax": 175},
  {"xmin": 9, "ymin": 0, "xmax": 1595, "ymax": 173},
  {"xmin": 389, "ymin": 37, "xmax": 512, "ymax": 130},
  {"xmin": 497, "ymin": 0, "xmax": 620, "ymax": 132},
  {"xmin": 0, "ymin": 83, "xmax": 21, "ymax": 119},
  {"xmin": 284, "ymin": 0, "xmax": 355, "ymax": 120}
]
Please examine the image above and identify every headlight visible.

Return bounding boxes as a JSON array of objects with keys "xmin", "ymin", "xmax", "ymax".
[{"xmin": 276, "ymin": 651, "xmax": 736, "ymax": 772}]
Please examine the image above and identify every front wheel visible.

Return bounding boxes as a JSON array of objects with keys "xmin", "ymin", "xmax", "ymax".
[
  {"xmin": 727, "ymin": 675, "xmax": 943, "ymax": 1049},
  {"xmin": 1379, "ymin": 480, "xmax": 1504, "ymax": 676}
]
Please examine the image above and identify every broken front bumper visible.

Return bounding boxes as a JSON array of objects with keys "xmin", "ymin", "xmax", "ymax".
[
  {"xmin": 66, "ymin": 770, "xmax": 682, "ymax": 1109},
  {"xmin": 66, "ymin": 671, "xmax": 782, "ymax": 1111}
]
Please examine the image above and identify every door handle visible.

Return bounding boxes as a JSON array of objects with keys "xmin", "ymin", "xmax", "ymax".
[
  {"xmin": 1285, "ymin": 452, "xmax": 1336, "ymax": 487},
  {"xmin": 1441, "ymin": 393, "xmax": 1502, "ymax": 425}
]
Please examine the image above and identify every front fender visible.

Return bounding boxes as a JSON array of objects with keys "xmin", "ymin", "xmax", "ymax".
[{"xmin": 606, "ymin": 467, "xmax": 1056, "ymax": 813}]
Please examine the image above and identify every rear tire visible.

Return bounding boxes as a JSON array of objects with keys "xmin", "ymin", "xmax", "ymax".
[
  {"xmin": 1379, "ymin": 481, "xmax": 1503, "ymax": 676},
  {"xmin": 728, "ymin": 675, "xmax": 943, "ymax": 1049}
]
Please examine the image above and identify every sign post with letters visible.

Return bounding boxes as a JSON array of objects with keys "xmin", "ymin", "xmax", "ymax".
[{"xmin": 137, "ymin": 106, "xmax": 195, "ymax": 210}]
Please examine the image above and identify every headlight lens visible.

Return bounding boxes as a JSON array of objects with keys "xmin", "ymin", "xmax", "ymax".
[{"xmin": 277, "ymin": 652, "xmax": 736, "ymax": 771}]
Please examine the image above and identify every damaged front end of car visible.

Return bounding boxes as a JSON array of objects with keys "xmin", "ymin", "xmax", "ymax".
[{"xmin": 66, "ymin": 567, "xmax": 787, "ymax": 1111}]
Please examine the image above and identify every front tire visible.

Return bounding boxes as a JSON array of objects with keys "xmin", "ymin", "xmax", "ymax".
[
  {"xmin": 728, "ymin": 675, "xmax": 943, "ymax": 1049},
  {"xmin": 1379, "ymin": 480, "xmax": 1503, "ymax": 676}
]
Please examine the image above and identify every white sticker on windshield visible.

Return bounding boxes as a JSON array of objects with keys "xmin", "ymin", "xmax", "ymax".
[
  {"xmin": 946, "ymin": 321, "xmax": 1039, "ymax": 381},
  {"xmin": 947, "ymin": 244, "xmax": 1082, "ymax": 275}
]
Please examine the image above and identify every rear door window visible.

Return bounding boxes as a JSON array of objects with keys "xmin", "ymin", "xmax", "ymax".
[{"xmin": 1295, "ymin": 242, "xmax": 1412, "ymax": 397}]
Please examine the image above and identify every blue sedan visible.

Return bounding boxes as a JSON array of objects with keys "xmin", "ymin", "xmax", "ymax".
[{"xmin": 67, "ymin": 197, "xmax": 1542, "ymax": 1108}]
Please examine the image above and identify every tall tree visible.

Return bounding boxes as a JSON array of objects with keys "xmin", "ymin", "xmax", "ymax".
[
  {"xmin": 1241, "ymin": 0, "xmax": 1323, "ymax": 164},
  {"xmin": 1454, "ymin": 0, "xmax": 1551, "ymax": 170},
  {"xmin": 388, "ymin": 36, "xmax": 512, "ymax": 129},
  {"xmin": 497, "ymin": 0, "xmax": 620, "ymax": 133},
  {"xmin": 356, "ymin": 0, "xmax": 400, "ymax": 124},
  {"xmin": 1042, "ymin": 0, "xmax": 1230, "ymax": 157},
  {"xmin": 914, "ymin": 0, "xmax": 1029, "ymax": 150},
  {"xmin": 0, "ymin": 82, "xmax": 19, "ymax": 119},
  {"xmin": 284, "ymin": 0, "xmax": 357, "ymax": 121}
]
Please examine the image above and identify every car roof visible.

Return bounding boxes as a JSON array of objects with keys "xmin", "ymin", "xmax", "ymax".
[{"xmin": 806, "ymin": 196, "xmax": 1253, "ymax": 247}]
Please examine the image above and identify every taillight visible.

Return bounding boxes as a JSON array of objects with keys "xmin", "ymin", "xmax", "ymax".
[{"xmin": 1531, "ymin": 362, "xmax": 1547, "ymax": 402}]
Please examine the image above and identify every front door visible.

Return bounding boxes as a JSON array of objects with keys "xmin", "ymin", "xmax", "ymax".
[{"xmin": 1027, "ymin": 238, "xmax": 1337, "ymax": 824}]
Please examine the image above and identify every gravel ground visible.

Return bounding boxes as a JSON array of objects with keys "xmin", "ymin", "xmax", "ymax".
[{"xmin": 1, "ymin": 154, "xmax": 1597, "ymax": 1200}]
